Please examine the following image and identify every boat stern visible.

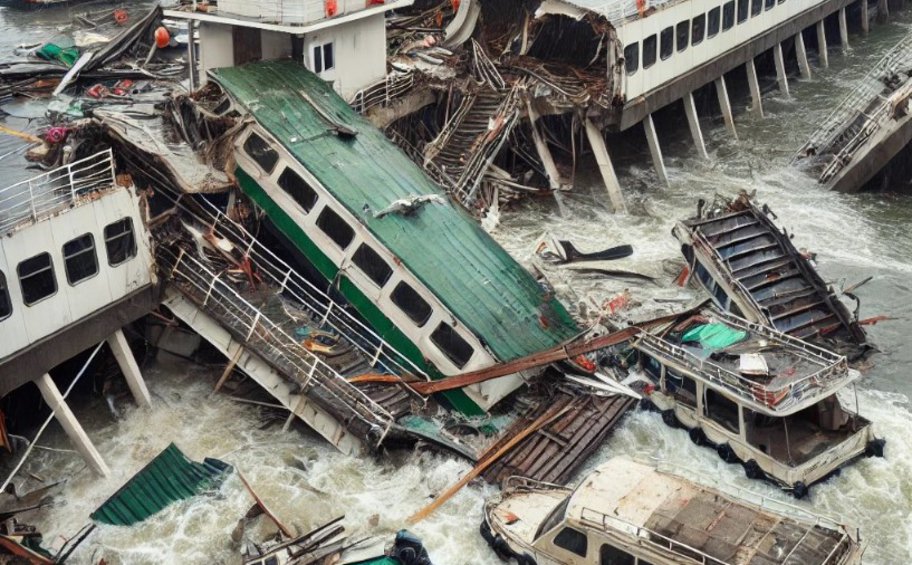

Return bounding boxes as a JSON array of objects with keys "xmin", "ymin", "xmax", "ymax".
[{"xmin": 482, "ymin": 477, "xmax": 570, "ymax": 561}]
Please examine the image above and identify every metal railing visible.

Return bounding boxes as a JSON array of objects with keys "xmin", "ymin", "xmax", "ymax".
[
  {"xmin": 349, "ymin": 71, "xmax": 417, "ymax": 115},
  {"xmin": 585, "ymin": 0, "xmax": 677, "ymax": 23},
  {"xmin": 0, "ymin": 150, "xmax": 115, "ymax": 234},
  {"xmin": 215, "ymin": 0, "xmax": 372, "ymax": 24},
  {"xmin": 160, "ymin": 244, "xmax": 394, "ymax": 439}
]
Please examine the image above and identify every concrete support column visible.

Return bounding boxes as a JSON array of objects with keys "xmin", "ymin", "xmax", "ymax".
[
  {"xmin": 106, "ymin": 328, "xmax": 152, "ymax": 408},
  {"xmin": 774, "ymin": 43, "xmax": 790, "ymax": 97},
  {"xmin": 683, "ymin": 92, "xmax": 709, "ymax": 160},
  {"xmin": 643, "ymin": 114, "xmax": 668, "ymax": 185},
  {"xmin": 583, "ymin": 118, "xmax": 626, "ymax": 214},
  {"xmin": 36, "ymin": 373, "xmax": 110, "ymax": 477},
  {"xmin": 877, "ymin": 0, "xmax": 889, "ymax": 22},
  {"xmin": 795, "ymin": 32, "xmax": 812, "ymax": 79},
  {"xmin": 816, "ymin": 20, "xmax": 829, "ymax": 68},
  {"xmin": 839, "ymin": 7, "xmax": 850, "ymax": 51},
  {"xmin": 746, "ymin": 58, "xmax": 764, "ymax": 118},
  {"xmin": 861, "ymin": 0, "xmax": 870, "ymax": 32},
  {"xmin": 714, "ymin": 76, "xmax": 738, "ymax": 141}
]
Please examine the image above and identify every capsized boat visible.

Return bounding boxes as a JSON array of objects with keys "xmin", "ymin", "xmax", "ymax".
[
  {"xmin": 482, "ymin": 457, "xmax": 864, "ymax": 565},
  {"xmin": 623, "ymin": 306, "xmax": 883, "ymax": 497}
]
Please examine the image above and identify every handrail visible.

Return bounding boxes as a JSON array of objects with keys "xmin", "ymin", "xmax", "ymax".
[
  {"xmin": 349, "ymin": 70, "xmax": 417, "ymax": 115},
  {"xmin": 0, "ymin": 150, "xmax": 115, "ymax": 234}
]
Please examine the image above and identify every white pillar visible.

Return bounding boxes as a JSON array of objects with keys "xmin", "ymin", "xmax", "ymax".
[
  {"xmin": 774, "ymin": 43, "xmax": 790, "ymax": 97},
  {"xmin": 861, "ymin": 0, "xmax": 870, "ymax": 32},
  {"xmin": 795, "ymin": 32, "xmax": 812, "ymax": 79},
  {"xmin": 816, "ymin": 20, "xmax": 829, "ymax": 68},
  {"xmin": 643, "ymin": 114, "xmax": 668, "ymax": 185},
  {"xmin": 583, "ymin": 118, "xmax": 626, "ymax": 214},
  {"xmin": 746, "ymin": 58, "xmax": 764, "ymax": 118},
  {"xmin": 683, "ymin": 92, "xmax": 709, "ymax": 160},
  {"xmin": 877, "ymin": 0, "xmax": 889, "ymax": 22},
  {"xmin": 526, "ymin": 104, "xmax": 563, "ymax": 191},
  {"xmin": 187, "ymin": 21, "xmax": 197, "ymax": 90},
  {"xmin": 36, "ymin": 373, "xmax": 110, "ymax": 477},
  {"xmin": 839, "ymin": 7, "xmax": 850, "ymax": 51},
  {"xmin": 106, "ymin": 328, "xmax": 152, "ymax": 408},
  {"xmin": 715, "ymin": 76, "xmax": 738, "ymax": 141}
]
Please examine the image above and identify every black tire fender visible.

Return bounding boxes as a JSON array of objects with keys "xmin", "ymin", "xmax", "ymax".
[{"xmin": 688, "ymin": 427, "xmax": 707, "ymax": 446}]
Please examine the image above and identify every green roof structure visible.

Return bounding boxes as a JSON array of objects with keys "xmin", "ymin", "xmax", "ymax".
[{"xmin": 210, "ymin": 61, "xmax": 579, "ymax": 363}]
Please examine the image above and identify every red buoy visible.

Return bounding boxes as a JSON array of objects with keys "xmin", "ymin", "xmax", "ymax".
[{"xmin": 154, "ymin": 26, "xmax": 171, "ymax": 49}]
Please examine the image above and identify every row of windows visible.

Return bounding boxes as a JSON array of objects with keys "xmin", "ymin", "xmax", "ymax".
[
  {"xmin": 0, "ymin": 218, "xmax": 137, "ymax": 321},
  {"xmin": 243, "ymin": 133, "xmax": 475, "ymax": 369},
  {"xmin": 624, "ymin": 0, "xmax": 787, "ymax": 74},
  {"xmin": 554, "ymin": 526, "xmax": 654, "ymax": 564}
]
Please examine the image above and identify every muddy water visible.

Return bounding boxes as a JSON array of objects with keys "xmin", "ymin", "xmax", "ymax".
[{"xmin": 2, "ymin": 2, "xmax": 912, "ymax": 563}]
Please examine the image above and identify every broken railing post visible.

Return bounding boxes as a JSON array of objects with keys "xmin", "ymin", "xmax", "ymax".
[
  {"xmin": 839, "ymin": 8, "xmax": 850, "ymax": 51},
  {"xmin": 795, "ymin": 31, "xmax": 812, "ymax": 79},
  {"xmin": 684, "ymin": 92, "xmax": 709, "ymax": 159},
  {"xmin": 774, "ymin": 43, "xmax": 790, "ymax": 97},
  {"xmin": 714, "ymin": 76, "xmax": 738, "ymax": 141},
  {"xmin": 746, "ymin": 58, "xmax": 764, "ymax": 118},
  {"xmin": 36, "ymin": 373, "xmax": 110, "ymax": 477},
  {"xmin": 106, "ymin": 328, "xmax": 152, "ymax": 408},
  {"xmin": 816, "ymin": 20, "xmax": 829, "ymax": 68},
  {"xmin": 643, "ymin": 114, "xmax": 669, "ymax": 185},
  {"xmin": 584, "ymin": 118, "xmax": 626, "ymax": 214}
]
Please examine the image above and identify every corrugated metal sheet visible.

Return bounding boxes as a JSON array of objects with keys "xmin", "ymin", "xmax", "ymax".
[
  {"xmin": 91, "ymin": 443, "xmax": 231, "ymax": 526},
  {"xmin": 211, "ymin": 61, "xmax": 579, "ymax": 363}
]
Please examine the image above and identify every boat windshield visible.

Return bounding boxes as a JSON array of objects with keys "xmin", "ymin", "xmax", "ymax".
[{"xmin": 534, "ymin": 496, "xmax": 571, "ymax": 541}]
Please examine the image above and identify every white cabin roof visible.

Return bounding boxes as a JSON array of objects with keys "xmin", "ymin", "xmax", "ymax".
[{"xmin": 536, "ymin": 0, "xmax": 679, "ymax": 26}]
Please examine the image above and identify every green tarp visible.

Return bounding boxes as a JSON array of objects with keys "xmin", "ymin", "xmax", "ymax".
[
  {"xmin": 90, "ymin": 443, "xmax": 231, "ymax": 526},
  {"xmin": 35, "ymin": 43, "xmax": 81, "ymax": 67},
  {"xmin": 681, "ymin": 323, "xmax": 747, "ymax": 350}
]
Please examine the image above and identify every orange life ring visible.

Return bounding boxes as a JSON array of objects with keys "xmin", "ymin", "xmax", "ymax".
[{"xmin": 325, "ymin": 0, "xmax": 338, "ymax": 17}]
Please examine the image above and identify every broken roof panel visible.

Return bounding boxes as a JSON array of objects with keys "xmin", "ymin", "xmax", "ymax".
[{"xmin": 210, "ymin": 61, "xmax": 580, "ymax": 364}]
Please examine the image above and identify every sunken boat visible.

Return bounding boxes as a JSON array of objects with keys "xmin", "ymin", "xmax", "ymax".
[
  {"xmin": 673, "ymin": 194, "xmax": 871, "ymax": 362},
  {"xmin": 623, "ymin": 305, "xmax": 882, "ymax": 496},
  {"xmin": 482, "ymin": 457, "xmax": 864, "ymax": 564}
]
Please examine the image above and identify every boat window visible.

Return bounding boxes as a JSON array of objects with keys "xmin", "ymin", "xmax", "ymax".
[
  {"xmin": 643, "ymin": 355, "xmax": 662, "ymax": 381},
  {"xmin": 18, "ymin": 253, "xmax": 56, "ymax": 306},
  {"xmin": 692, "ymin": 14, "xmax": 706, "ymax": 45},
  {"xmin": 713, "ymin": 283, "xmax": 730, "ymax": 310},
  {"xmin": 430, "ymin": 322, "xmax": 474, "ymax": 369},
  {"xmin": 707, "ymin": 7, "xmax": 721, "ymax": 37},
  {"xmin": 659, "ymin": 26, "xmax": 673, "ymax": 60},
  {"xmin": 737, "ymin": 0, "xmax": 749, "ymax": 22},
  {"xmin": 765, "ymin": 0, "xmax": 775, "ymax": 10},
  {"xmin": 667, "ymin": 369, "xmax": 697, "ymax": 408},
  {"xmin": 706, "ymin": 388, "xmax": 740, "ymax": 433},
  {"xmin": 751, "ymin": 0, "xmax": 762, "ymax": 15},
  {"xmin": 600, "ymin": 544, "xmax": 635, "ymax": 565},
  {"xmin": 312, "ymin": 42, "xmax": 335, "ymax": 74},
  {"xmin": 104, "ymin": 218, "xmax": 137, "ymax": 267},
  {"xmin": 264, "ymin": 557, "xmax": 279, "ymax": 565},
  {"xmin": 642, "ymin": 34, "xmax": 657, "ymax": 68},
  {"xmin": 63, "ymin": 233, "xmax": 98, "ymax": 285},
  {"xmin": 722, "ymin": 1, "xmax": 735, "ymax": 30},
  {"xmin": 352, "ymin": 244, "xmax": 392, "ymax": 288},
  {"xmin": 623, "ymin": 43, "xmax": 639, "ymax": 75},
  {"xmin": 390, "ymin": 281, "xmax": 432, "ymax": 327},
  {"xmin": 278, "ymin": 168, "xmax": 318, "ymax": 213},
  {"xmin": 0, "ymin": 271, "xmax": 11, "ymax": 320},
  {"xmin": 535, "ymin": 497, "xmax": 571, "ymax": 540},
  {"xmin": 676, "ymin": 21, "xmax": 689, "ymax": 52},
  {"xmin": 316, "ymin": 207, "xmax": 355, "ymax": 250},
  {"xmin": 553, "ymin": 527, "xmax": 588, "ymax": 557},
  {"xmin": 243, "ymin": 132, "xmax": 279, "ymax": 174}
]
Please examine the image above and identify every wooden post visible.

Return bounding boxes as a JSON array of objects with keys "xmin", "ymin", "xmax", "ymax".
[
  {"xmin": 746, "ymin": 58, "xmax": 764, "ymax": 118},
  {"xmin": 774, "ymin": 43, "xmax": 790, "ymax": 97},
  {"xmin": 715, "ymin": 76, "xmax": 738, "ymax": 141},
  {"xmin": 643, "ymin": 114, "xmax": 668, "ymax": 185},
  {"xmin": 106, "ymin": 328, "xmax": 152, "ymax": 408},
  {"xmin": 839, "ymin": 7, "xmax": 850, "ymax": 51},
  {"xmin": 36, "ymin": 374, "xmax": 110, "ymax": 477},
  {"xmin": 816, "ymin": 20, "xmax": 829, "ymax": 68},
  {"xmin": 214, "ymin": 346, "xmax": 244, "ymax": 394},
  {"xmin": 795, "ymin": 31, "xmax": 812, "ymax": 79},
  {"xmin": 584, "ymin": 118, "xmax": 627, "ymax": 214},
  {"xmin": 684, "ymin": 92, "xmax": 709, "ymax": 159},
  {"xmin": 861, "ymin": 0, "xmax": 870, "ymax": 32}
]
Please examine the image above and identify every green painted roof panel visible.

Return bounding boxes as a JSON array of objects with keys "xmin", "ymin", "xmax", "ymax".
[{"xmin": 211, "ymin": 61, "xmax": 579, "ymax": 362}]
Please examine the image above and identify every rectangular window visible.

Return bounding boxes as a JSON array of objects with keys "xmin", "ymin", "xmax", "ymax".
[
  {"xmin": 63, "ymin": 233, "xmax": 98, "ymax": 285},
  {"xmin": 312, "ymin": 42, "xmax": 335, "ymax": 74},
  {"xmin": 659, "ymin": 26, "xmax": 674, "ymax": 60},
  {"xmin": 243, "ymin": 132, "xmax": 278, "ymax": 174},
  {"xmin": 751, "ymin": 0, "xmax": 762, "ymax": 16},
  {"xmin": 313, "ymin": 44, "xmax": 323, "ymax": 73},
  {"xmin": 104, "ymin": 218, "xmax": 136, "ymax": 267},
  {"xmin": 600, "ymin": 544, "xmax": 635, "ymax": 565},
  {"xmin": 623, "ymin": 43, "xmax": 639, "ymax": 74},
  {"xmin": 430, "ymin": 322, "xmax": 474, "ymax": 369},
  {"xmin": 708, "ymin": 7, "xmax": 721, "ymax": 37},
  {"xmin": 676, "ymin": 21, "xmax": 689, "ymax": 52},
  {"xmin": 278, "ymin": 168, "xmax": 318, "ymax": 213},
  {"xmin": 737, "ymin": 0, "xmax": 749, "ymax": 22},
  {"xmin": 722, "ymin": 1, "xmax": 735, "ymax": 30},
  {"xmin": 642, "ymin": 34, "xmax": 657, "ymax": 68},
  {"xmin": 0, "ymin": 271, "xmax": 11, "ymax": 320},
  {"xmin": 18, "ymin": 253, "xmax": 56, "ymax": 305},
  {"xmin": 554, "ymin": 527, "xmax": 587, "ymax": 558},
  {"xmin": 316, "ymin": 207, "xmax": 354, "ymax": 250},
  {"xmin": 352, "ymin": 244, "xmax": 392, "ymax": 288},
  {"xmin": 390, "ymin": 281, "xmax": 432, "ymax": 327},
  {"xmin": 692, "ymin": 14, "xmax": 706, "ymax": 45},
  {"xmin": 706, "ymin": 389, "xmax": 740, "ymax": 433},
  {"xmin": 667, "ymin": 369, "xmax": 697, "ymax": 408},
  {"xmin": 765, "ymin": 0, "xmax": 775, "ymax": 10}
]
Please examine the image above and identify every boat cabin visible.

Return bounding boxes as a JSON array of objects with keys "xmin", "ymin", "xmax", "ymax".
[
  {"xmin": 200, "ymin": 60, "xmax": 580, "ymax": 416},
  {"xmin": 628, "ymin": 307, "xmax": 882, "ymax": 496},
  {"xmin": 483, "ymin": 457, "xmax": 864, "ymax": 565}
]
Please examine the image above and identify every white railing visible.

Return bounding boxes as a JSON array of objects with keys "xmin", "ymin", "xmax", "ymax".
[
  {"xmin": 349, "ymin": 71, "xmax": 417, "ymax": 115},
  {"xmin": 216, "ymin": 0, "xmax": 372, "ymax": 24},
  {"xmin": 581, "ymin": 0, "xmax": 677, "ymax": 24},
  {"xmin": 0, "ymin": 150, "xmax": 115, "ymax": 234}
]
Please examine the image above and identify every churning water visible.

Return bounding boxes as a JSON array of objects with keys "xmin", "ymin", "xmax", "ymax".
[{"xmin": 2, "ymin": 2, "xmax": 912, "ymax": 563}]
